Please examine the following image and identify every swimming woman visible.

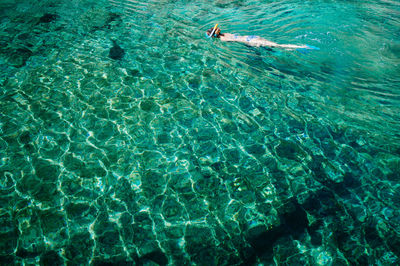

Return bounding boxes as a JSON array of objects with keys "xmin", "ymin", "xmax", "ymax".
[{"xmin": 206, "ymin": 25, "xmax": 316, "ymax": 50}]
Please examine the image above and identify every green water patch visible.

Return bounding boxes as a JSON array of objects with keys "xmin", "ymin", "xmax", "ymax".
[{"xmin": 1, "ymin": 0, "xmax": 400, "ymax": 265}]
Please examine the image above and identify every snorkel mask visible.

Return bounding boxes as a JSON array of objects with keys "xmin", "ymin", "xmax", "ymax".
[{"xmin": 207, "ymin": 24, "xmax": 219, "ymax": 38}]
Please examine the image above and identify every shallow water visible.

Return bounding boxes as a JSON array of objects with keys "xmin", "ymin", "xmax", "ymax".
[{"xmin": 1, "ymin": 0, "xmax": 400, "ymax": 264}]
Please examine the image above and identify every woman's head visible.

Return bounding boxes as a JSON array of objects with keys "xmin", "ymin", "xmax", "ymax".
[{"xmin": 206, "ymin": 26, "xmax": 221, "ymax": 38}]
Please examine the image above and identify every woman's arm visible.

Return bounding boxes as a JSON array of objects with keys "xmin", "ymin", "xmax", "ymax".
[{"xmin": 278, "ymin": 44, "xmax": 308, "ymax": 49}]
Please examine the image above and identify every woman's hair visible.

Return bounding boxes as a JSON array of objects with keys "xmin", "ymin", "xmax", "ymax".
[{"xmin": 206, "ymin": 27, "xmax": 221, "ymax": 38}]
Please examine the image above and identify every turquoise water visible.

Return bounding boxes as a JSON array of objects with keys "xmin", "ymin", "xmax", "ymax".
[{"xmin": 1, "ymin": 0, "xmax": 400, "ymax": 264}]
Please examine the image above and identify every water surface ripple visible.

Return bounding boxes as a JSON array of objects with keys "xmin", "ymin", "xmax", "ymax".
[{"xmin": 1, "ymin": 0, "xmax": 400, "ymax": 265}]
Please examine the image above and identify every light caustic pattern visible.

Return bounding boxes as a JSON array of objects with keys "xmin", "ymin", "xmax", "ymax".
[{"xmin": 0, "ymin": 0, "xmax": 400, "ymax": 265}]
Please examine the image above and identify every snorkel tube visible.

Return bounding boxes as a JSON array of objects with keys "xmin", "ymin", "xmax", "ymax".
[{"xmin": 208, "ymin": 23, "xmax": 219, "ymax": 38}]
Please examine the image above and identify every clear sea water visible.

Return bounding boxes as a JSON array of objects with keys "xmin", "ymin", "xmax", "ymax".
[{"xmin": 1, "ymin": 0, "xmax": 400, "ymax": 265}]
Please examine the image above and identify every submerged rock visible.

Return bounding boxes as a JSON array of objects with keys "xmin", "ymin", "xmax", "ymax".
[
  {"xmin": 109, "ymin": 40, "xmax": 125, "ymax": 60},
  {"xmin": 39, "ymin": 13, "xmax": 58, "ymax": 23},
  {"xmin": 275, "ymin": 139, "xmax": 305, "ymax": 161},
  {"xmin": 107, "ymin": 12, "xmax": 121, "ymax": 24},
  {"xmin": 7, "ymin": 47, "xmax": 33, "ymax": 67},
  {"xmin": 18, "ymin": 131, "xmax": 32, "ymax": 144}
]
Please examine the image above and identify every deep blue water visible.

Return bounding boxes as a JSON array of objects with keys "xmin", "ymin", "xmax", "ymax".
[{"xmin": 1, "ymin": 0, "xmax": 400, "ymax": 265}]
